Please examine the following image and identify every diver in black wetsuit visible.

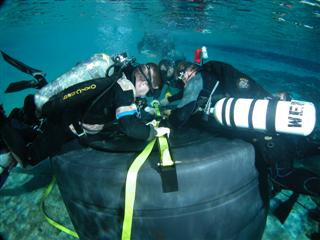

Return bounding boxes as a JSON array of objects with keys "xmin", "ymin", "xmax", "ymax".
[
  {"xmin": 137, "ymin": 33, "xmax": 185, "ymax": 61},
  {"xmin": 0, "ymin": 56, "xmax": 169, "ymax": 170},
  {"xmin": 159, "ymin": 60, "xmax": 320, "ymax": 198},
  {"xmin": 0, "ymin": 95, "xmax": 45, "ymax": 187},
  {"xmin": 158, "ymin": 59, "xmax": 185, "ymax": 97}
]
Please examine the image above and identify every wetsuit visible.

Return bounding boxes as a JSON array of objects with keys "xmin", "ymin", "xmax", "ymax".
[
  {"xmin": 168, "ymin": 61, "xmax": 272, "ymax": 128},
  {"xmin": 0, "ymin": 75, "xmax": 157, "ymax": 167},
  {"xmin": 169, "ymin": 60, "xmax": 320, "ymax": 197}
]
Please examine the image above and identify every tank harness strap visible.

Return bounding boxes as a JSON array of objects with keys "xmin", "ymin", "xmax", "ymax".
[
  {"xmin": 229, "ymin": 98, "xmax": 238, "ymax": 128},
  {"xmin": 70, "ymin": 122, "xmax": 86, "ymax": 137},
  {"xmin": 266, "ymin": 100, "xmax": 278, "ymax": 133},
  {"xmin": 221, "ymin": 97, "xmax": 230, "ymax": 126},
  {"xmin": 40, "ymin": 176, "xmax": 79, "ymax": 239},
  {"xmin": 248, "ymin": 99, "xmax": 258, "ymax": 129}
]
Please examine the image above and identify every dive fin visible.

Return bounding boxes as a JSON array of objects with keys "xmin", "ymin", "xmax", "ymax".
[
  {"xmin": 1, "ymin": 51, "xmax": 48, "ymax": 92},
  {"xmin": 4, "ymin": 80, "xmax": 37, "ymax": 93},
  {"xmin": 1, "ymin": 50, "xmax": 45, "ymax": 77},
  {"xmin": 273, "ymin": 192, "xmax": 299, "ymax": 224}
]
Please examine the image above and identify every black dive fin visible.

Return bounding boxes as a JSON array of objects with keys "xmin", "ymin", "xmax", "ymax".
[
  {"xmin": 1, "ymin": 50, "xmax": 44, "ymax": 77},
  {"xmin": 1, "ymin": 51, "xmax": 48, "ymax": 92},
  {"xmin": 4, "ymin": 80, "xmax": 37, "ymax": 93},
  {"xmin": 273, "ymin": 192, "xmax": 299, "ymax": 224}
]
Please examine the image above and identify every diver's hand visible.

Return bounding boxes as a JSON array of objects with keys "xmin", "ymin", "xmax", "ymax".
[
  {"xmin": 160, "ymin": 97, "xmax": 169, "ymax": 106},
  {"xmin": 155, "ymin": 127, "xmax": 170, "ymax": 138}
]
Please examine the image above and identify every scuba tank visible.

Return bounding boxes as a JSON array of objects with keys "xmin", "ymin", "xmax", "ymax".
[
  {"xmin": 213, "ymin": 97, "xmax": 316, "ymax": 136},
  {"xmin": 194, "ymin": 46, "xmax": 209, "ymax": 64},
  {"xmin": 34, "ymin": 53, "xmax": 114, "ymax": 113},
  {"xmin": 34, "ymin": 52, "xmax": 136, "ymax": 117}
]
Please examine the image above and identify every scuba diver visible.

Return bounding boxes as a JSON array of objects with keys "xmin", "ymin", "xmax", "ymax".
[
  {"xmin": 159, "ymin": 60, "xmax": 272, "ymax": 111},
  {"xmin": 0, "ymin": 52, "xmax": 170, "ymax": 172},
  {"xmin": 158, "ymin": 59, "xmax": 320, "ymax": 208},
  {"xmin": 137, "ymin": 32, "xmax": 185, "ymax": 62},
  {"xmin": 158, "ymin": 59, "xmax": 184, "ymax": 92},
  {"xmin": 157, "ymin": 59, "xmax": 187, "ymax": 112}
]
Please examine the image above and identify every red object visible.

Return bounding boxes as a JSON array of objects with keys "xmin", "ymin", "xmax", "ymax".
[{"xmin": 194, "ymin": 48, "xmax": 202, "ymax": 64}]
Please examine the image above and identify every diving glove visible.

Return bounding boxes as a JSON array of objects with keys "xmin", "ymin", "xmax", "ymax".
[
  {"xmin": 155, "ymin": 127, "xmax": 170, "ymax": 138},
  {"xmin": 144, "ymin": 106, "xmax": 156, "ymax": 116}
]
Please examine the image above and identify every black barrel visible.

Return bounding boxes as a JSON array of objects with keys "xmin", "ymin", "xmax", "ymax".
[{"xmin": 52, "ymin": 128, "xmax": 267, "ymax": 240}]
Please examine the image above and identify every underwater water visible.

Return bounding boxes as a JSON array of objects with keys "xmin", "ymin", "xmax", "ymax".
[{"xmin": 0, "ymin": 0, "xmax": 319, "ymax": 239}]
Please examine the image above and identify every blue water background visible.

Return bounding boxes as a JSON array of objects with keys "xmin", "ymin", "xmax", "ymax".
[{"xmin": 0, "ymin": 0, "xmax": 319, "ymax": 112}]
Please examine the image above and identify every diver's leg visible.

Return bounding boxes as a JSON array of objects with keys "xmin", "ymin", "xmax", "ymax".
[
  {"xmin": 0, "ymin": 104, "xmax": 34, "ymax": 167},
  {"xmin": 0, "ymin": 121, "xmax": 28, "ymax": 167},
  {"xmin": 1, "ymin": 108, "xmax": 69, "ymax": 167},
  {"xmin": 297, "ymin": 134, "xmax": 320, "ymax": 159},
  {"xmin": 26, "ymin": 121, "xmax": 73, "ymax": 166},
  {"xmin": 274, "ymin": 167, "xmax": 320, "ymax": 196}
]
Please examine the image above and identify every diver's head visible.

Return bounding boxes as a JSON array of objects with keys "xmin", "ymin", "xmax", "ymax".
[
  {"xmin": 132, "ymin": 63, "xmax": 162, "ymax": 98},
  {"xmin": 159, "ymin": 59, "xmax": 175, "ymax": 84},
  {"xmin": 174, "ymin": 61, "xmax": 199, "ymax": 84}
]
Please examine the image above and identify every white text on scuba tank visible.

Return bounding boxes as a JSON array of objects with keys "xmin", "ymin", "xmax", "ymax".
[
  {"xmin": 288, "ymin": 101, "xmax": 304, "ymax": 127},
  {"xmin": 63, "ymin": 84, "xmax": 97, "ymax": 100}
]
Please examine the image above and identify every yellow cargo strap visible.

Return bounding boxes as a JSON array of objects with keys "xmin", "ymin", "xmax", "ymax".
[
  {"xmin": 41, "ymin": 102, "xmax": 174, "ymax": 240},
  {"xmin": 121, "ymin": 138, "xmax": 157, "ymax": 240},
  {"xmin": 41, "ymin": 139, "xmax": 164, "ymax": 240},
  {"xmin": 152, "ymin": 100, "xmax": 174, "ymax": 167},
  {"xmin": 40, "ymin": 176, "xmax": 79, "ymax": 239},
  {"xmin": 157, "ymin": 135, "xmax": 173, "ymax": 167},
  {"xmin": 121, "ymin": 102, "xmax": 175, "ymax": 239}
]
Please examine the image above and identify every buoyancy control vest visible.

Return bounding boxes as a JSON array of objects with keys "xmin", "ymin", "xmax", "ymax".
[{"xmin": 34, "ymin": 53, "xmax": 115, "ymax": 117}]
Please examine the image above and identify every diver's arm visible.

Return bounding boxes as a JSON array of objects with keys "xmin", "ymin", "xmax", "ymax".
[
  {"xmin": 118, "ymin": 115, "xmax": 156, "ymax": 140},
  {"xmin": 114, "ymin": 78, "xmax": 157, "ymax": 141}
]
